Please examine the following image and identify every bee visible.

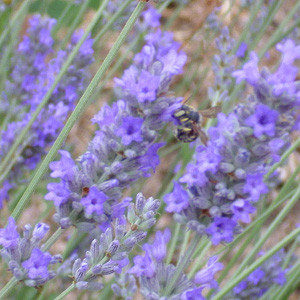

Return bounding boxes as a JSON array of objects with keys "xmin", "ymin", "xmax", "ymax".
[{"xmin": 172, "ymin": 104, "xmax": 221, "ymax": 144}]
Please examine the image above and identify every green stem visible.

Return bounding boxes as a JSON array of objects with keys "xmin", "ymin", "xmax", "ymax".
[
  {"xmin": 54, "ymin": 283, "xmax": 75, "ymax": 300},
  {"xmin": 42, "ymin": 227, "xmax": 65, "ymax": 251},
  {"xmin": 189, "ymin": 239, "xmax": 211, "ymax": 279},
  {"xmin": 282, "ymin": 238, "xmax": 298, "ymax": 269},
  {"xmin": 10, "ymin": 0, "xmax": 146, "ymax": 221},
  {"xmin": 0, "ymin": 0, "xmax": 111, "ymax": 183},
  {"xmin": 61, "ymin": 0, "xmax": 90, "ymax": 48},
  {"xmin": 52, "ymin": 0, "xmax": 74, "ymax": 37},
  {"xmin": 163, "ymin": 235, "xmax": 201, "ymax": 296},
  {"xmin": 0, "ymin": 278, "xmax": 18, "ymax": 300},
  {"xmin": 94, "ymin": 0, "xmax": 133, "ymax": 43},
  {"xmin": 232, "ymin": 0, "xmax": 264, "ymax": 53},
  {"xmin": 158, "ymin": 0, "xmax": 172, "ymax": 13},
  {"xmin": 249, "ymin": 0, "xmax": 283, "ymax": 50},
  {"xmin": 177, "ymin": 230, "xmax": 191, "ymax": 264},
  {"xmin": 63, "ymin": 231, "xmax": 87, "ymax": 260},
  {"xmin": 0, "ymin": 0, "xmax": 29, "ymax": 49},
  {"xmin": 211, "ymin": 227, "xmax": 300, "ymax": 300},
  {"xmin": 165, "ymin": 0, "xmax": 186, "ymax": 30},
  {"xmin": 216, "ymin": 186, "xmax": 296, "ymax": 265},
  {"xmin": 214, "ymin": 228, "xmax": 257, "ymax": 285},
  {"xmin": 166, "ymin": 223, "xmax": 181, "ymax": 264},
  {"xmin": 259, "ymin": 1, "xmax": 300, "ymax": 59}
]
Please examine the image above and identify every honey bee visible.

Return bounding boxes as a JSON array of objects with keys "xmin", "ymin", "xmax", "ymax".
[{"xmin": 172, "ymin": 104, "xmax": 221, "ymax": 144}]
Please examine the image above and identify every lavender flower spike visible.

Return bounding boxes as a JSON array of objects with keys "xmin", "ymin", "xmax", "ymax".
[
  {"xmin": 71, "ymin": 193, "xmax": 160, "ymax": 291},
  {"xmin": 0, "ymin": 15, "xmax": 94, "ymax": 209},
  {"xmin": 165, "ymin": 38, "xmax": 300, "ymax": 244},
  {"xmin": 45, "ymin": 23, "xmax": 186, "ymax": 231},
  {"xmin": 129, "ymin": 228, "xmax": 223, "ymax": 299},
  {"xmin": 0, "ymin": 217, "xmax": 61, "ymax": 286}
]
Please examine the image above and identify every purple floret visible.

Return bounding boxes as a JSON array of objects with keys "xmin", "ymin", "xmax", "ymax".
[
  {"xmin": 81, "ymin": 186, "xmax": 108, "ymax": 217},
  {"xmin": 22, "ymin": 248, "xmax": 52, "ymax": 280},
  {"xmin": 0, "ymin": 217, "xmax": 19, "ymax": 249}
]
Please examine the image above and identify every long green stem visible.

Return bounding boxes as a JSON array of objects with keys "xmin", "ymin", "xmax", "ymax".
[
  {"xmin": 211, "ymin": 227, "xmax": 300, "ymax": 300},
  {"xmin": 259, "ymin": 1, "xmax": 300, "ymax": 58},
  {"xmin": 52, "ymin": 0, "xmax": 74, "ymax": 37},
  {"xmin": 61, "ymin": 0, "xmax": 90, "ymax": 48},
  {"xmin": 94, "ymin": 0, "xmax": 133, "ymax": 43},
  {"xmin": 0, "ymin": 0, "xmax": 110, "ymax": 182},
  {"xmin": 166, "ymin": 223, "xmax": 181, "ymax": 264},
  {"xmin": 249, "ymin": 0, "xmax": 283, "ymax": 50},
  {"xmin": 189, "ymin": 239, "xmax": 211, "ymax": 279},
  {"xmin": 42, "ymin": 227, "xmax": 65, "ymax": 251},
  {"xmin": 54, "ymin": 283, "xmax": 75, "ymax": 300},
  {"xmin": 232, "ymin": 0, "xmax": 264, "ymax": 53},
  {"xmin": 0, "ymin": 278, "xmax": 18, "ymax": 300},
  {"xmin": 10, "ymin": 1, "xmax": 146, "ymax": 221},
  {"xmin": 0, "ymin": 0, "xmax": 29, "ymax": 49}
]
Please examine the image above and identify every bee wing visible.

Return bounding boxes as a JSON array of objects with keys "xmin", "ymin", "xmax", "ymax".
[
  {"xmin": 199, "ymin": 106, "xmax": 221, "ymax": 118},
  {"xmin": 193, "ymin": 124, "xmax": 208, "ymax": 145}
]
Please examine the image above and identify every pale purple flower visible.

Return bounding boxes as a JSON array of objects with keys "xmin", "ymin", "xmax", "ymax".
[
  {"xmin": 245, "ymin": 104, "xmax": 279, "ymax": 138},
  {"xmin": 81, "ymin": 186, "xmax": 108, "ymax": 216},
  {"xmin": 0, "ymin": 217, "xmax": 19, "ymax": 249},
  {"xmin": 22, "ymin": 248, "xmax": 52, "ymax": 280},
  {"xmin": 164, "ymin": 182, "xmax": 190, "ymax": 213}
]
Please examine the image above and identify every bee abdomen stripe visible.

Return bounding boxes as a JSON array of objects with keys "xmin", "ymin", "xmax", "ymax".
[{"xmin": 173, "ymin": 110, "xmax": 186, "ymax": 117}]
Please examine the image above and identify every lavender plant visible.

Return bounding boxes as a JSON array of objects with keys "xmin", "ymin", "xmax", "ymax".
[
  {"xmin": 45, "ymin": 24, "xmax": 186, "ymax": 230},
  {"xmin": 0, "ymin": 0, "xmax": 299, "ymax": 299},
  {"xmin": 0, "ymin": 14, "xmax": 94, "ymax": 208},
  {"xmin": 0, "ymin": 217, "xmax": 61, "ymax": 287},
  {"xmin": 164, "ymin": 38, "xmax": 300, "ymax": 245},
  {"xmin": 127, "ymin": 228, "xmax": 223, "ymax": 299}
]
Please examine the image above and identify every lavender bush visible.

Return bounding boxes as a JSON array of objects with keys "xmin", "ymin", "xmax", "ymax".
[{"xmin": 0, "ymin": 1, "xmax": 299, "ymax": 299}]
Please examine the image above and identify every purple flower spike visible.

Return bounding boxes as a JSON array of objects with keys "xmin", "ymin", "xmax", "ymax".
[{"xmin": 130, "ymin": 229, "xmax": 223, "ymax": 299}]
